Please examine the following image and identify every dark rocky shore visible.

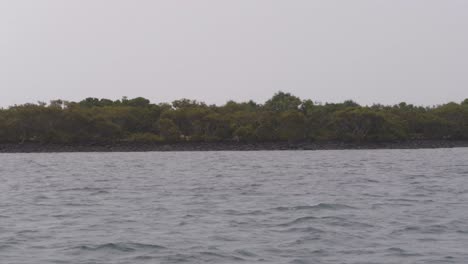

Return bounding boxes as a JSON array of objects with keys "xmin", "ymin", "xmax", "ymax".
[{"xmin": 1, "ymin": 140, "xmax": 468, "ymax": 153}]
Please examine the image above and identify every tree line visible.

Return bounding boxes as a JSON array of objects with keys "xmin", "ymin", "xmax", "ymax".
[{"xmin": 1, "ymin": 92, "xmax": 468, "ymax": 144}]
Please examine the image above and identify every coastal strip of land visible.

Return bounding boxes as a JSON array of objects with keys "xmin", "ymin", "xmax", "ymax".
[
  {"xmin": 1, "ymin": 140, "xmax": 468, "ymax": 153},
  {"xmin": 2, "ymin": 92, "xmax": 468, "ymax": 148}
]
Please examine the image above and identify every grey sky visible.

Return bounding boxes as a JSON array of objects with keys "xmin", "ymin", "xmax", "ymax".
[{"xmin": 1, "ymin": 1, "xmax": 467, "ymax": 107}]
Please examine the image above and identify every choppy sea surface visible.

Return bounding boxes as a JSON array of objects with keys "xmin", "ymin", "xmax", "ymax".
[{"xmin": 1, "ymin": 149, "xmax": 468, "ymax": 264}]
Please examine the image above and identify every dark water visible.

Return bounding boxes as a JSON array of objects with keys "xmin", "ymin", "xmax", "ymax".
[{"xmin": 1, "ymin": 149, "xmax": 468, "ymax": 264}]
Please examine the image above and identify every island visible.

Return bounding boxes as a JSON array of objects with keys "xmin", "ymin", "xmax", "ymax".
[{"xmin": 1, "ymin": 92, "xmax": 468, "ymax": 152}]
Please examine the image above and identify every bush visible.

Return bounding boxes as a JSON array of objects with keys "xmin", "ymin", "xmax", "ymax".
[{"xmin": 126, "ymin": 133, "xmax": 163, "ymax": 143}]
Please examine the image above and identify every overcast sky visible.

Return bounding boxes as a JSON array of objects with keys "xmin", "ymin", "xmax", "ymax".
[{"xmin": 1, "ymin": 1, "xmax": 467, "ymax": 107}]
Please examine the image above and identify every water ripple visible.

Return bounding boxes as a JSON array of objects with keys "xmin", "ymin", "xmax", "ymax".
[
  {"xmin": 75, "ymin": 242, "xmax": 166, "ymax": 252},
  {"xmin": 273, "ymin": 203, "xmax": 356, "ymax": 211},
  {"xmin": 1, "ymin": 149, "xmax": 468, "ymax": 263}
]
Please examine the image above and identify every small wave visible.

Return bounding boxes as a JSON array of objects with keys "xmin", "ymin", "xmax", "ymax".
[
  {"xmin": 34, "ymin": 195, "xmax": 49, "ymax": 200},
  {"xmin": 273, "ymin": 203, "xmax": 356, "ymax": 211},
  {"xmin": 77, "ymin": 242, "xmax": 166, "ymax": 252},
  {"xmin": 90, "ymin": 190, "xmax": 110, "ymax": 195},
  {"xmin": 418, "ymin": 238, "xmax": 438, "ymax": 242},
  {"xmin": 161, "ymin": 253, "xmax": 198, "ymax": 263},
  {"xmin": 277, "ymin": 216, "xmax": 318, "ymax": 227},
  {"xmin": 63, "ymin": 203, "xmax": 93, "ymax": 207},
  {"xmin": 362, "ymin": 194, "xmax": 385, "ymax": 198},
  {"xmin": 285, "ymin": 237, "xmax": 322, "ymax": 246},
  {"xmin": 408, "ymin": 174, "xmax": 429, "ymax": 179},
  {"xmin": 182, "ymin": 214, "xmax": 195, "ymax": 218},
  {"xmin": 27, "ymin": 160, "xmax": 48, "ymax": 167},
  {"xmin": 277, "ymin": 226, "xmax": 325, "ymax": 233},
  {"xmin": 234, "ymin": 249, "xmax": 258, "ymax": 258},
  {"xmin": 200, "ymin": 251, "xmax": 245, "ymax": 262},
  {"xmin": 390, "ymin": 226, "xmax": 420, "ymax": 235},
  {"xmin": 211, "ymin": 235, "xmax": 238, "ymax": 242},
  {"xmin": 371, "ymin": 203, "xmax": 413, "ymax": 209},
  {"xmin": 424, "ymin": 225, "xmax": 450, "ymax": 234},
  {"xmin": 320, "ymin": 216, "xmax": 374, "ymax": 228},
  {"xmin": 387, "ymin": 198, "xmax": 418, "ymax": 202},
  {"xmin": 355, "ymin": 178, "xmax": 380, "ymax": 183},
  {"xmin": 16, "ymin": 230, "xmax": 38, "ymax": 235},
  {"xmin": 52, "ymin": 214, "xmax": 72, "ymax": 218},
  {"xmin": 392, "ymin": 225, "xmax": 449, "ymax": 235},
  {"xmin": 338, "ymin": 249, "xmax": 375, "ymax": 255},
  {"xmin": 223, "ymin": 209, "xmax": 268, "ymax": 216},
  {"xmin": 0, "ymin": 244, "xmax": 15, "ymax": 251},
  {"xmin": 134, "ymin": 255, "xmax": 158, "ymax": 260},
  {"xmin": 386, "ymin": 247, "xmax": 422, "ymax": 257},
  {"xmin": 290, "ymin": 258, "xmax": 316, "ymax": 264},
  {"xmin": 59, "ymin": 187, "xmax": 110, "ymax": 192}
]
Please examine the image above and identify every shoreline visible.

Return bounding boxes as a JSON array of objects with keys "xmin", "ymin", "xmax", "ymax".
[{"xmin": 1, "ymin": 140, "xmax": 468, "ymax": 153}]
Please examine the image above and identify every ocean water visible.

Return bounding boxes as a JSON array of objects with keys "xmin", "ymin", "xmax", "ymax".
[{"xmin": 1, "ymin": 149, "xmax": 468, "ymax": 264}]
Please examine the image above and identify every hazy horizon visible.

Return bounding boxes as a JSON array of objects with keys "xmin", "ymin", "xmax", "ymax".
[{"xmin": 1, "ymin": 1, "xmax": 468, "ymax": 107}]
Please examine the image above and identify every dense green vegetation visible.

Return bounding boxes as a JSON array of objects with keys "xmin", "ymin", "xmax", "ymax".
[{"xmin": 1, "ymin": 92, "xmax": 468, "ymax": 144}]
